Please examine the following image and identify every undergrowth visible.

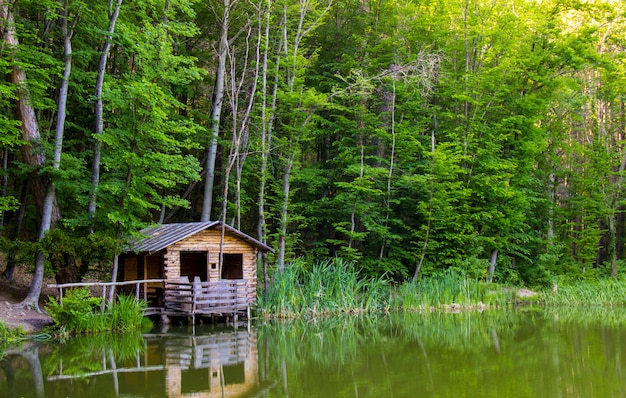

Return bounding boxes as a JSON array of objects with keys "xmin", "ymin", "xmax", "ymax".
[{"xmin": 46, "ymin": 288, "xmax": 152, "ymax": 335}]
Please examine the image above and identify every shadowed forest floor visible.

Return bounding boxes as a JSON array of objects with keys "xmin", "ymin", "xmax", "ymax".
[{"xmin": 0, "ymin": 267, "xmax": 55, "ymax": 333}]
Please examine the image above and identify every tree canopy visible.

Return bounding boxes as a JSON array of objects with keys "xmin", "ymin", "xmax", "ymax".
[{"xmin": 2, "ymin": 0, "xmax": 626, "ymax": 289}]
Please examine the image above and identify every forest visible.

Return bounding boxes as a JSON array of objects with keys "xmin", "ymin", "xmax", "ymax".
[{"xmin": 1, "ymin": 0, "xmax": 626, "ymax": 305}]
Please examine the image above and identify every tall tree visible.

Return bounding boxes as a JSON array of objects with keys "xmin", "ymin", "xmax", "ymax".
[
  {"xmin": 87, "ymin": 0, "xmax": 122, "ymax": 229},
  {"xmin": 201, "ymin": 0, "xmax": 232, "ymax": 222},
  {"xmin": 5, "ymin": 0, "xmax": 76, "ymax": 309}
]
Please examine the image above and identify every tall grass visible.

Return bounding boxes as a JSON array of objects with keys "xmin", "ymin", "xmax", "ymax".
[
  {"xmin": 257, "ymin": 258, "xmax": 391, "ymax": 317},
  {"xmin": 544, "ymin": 277, "xmax": 626, "ymax": 307},
  {"xmin": 257, "ymin": 260, "xmax": 515, "ymax": 318},
  {"xmin": 108, "ymin": 294, "xmax": 150, "ymax": 331},
  {"xmin": 393, "ymin": 268, "xmax": 514, "ymax": 311}
]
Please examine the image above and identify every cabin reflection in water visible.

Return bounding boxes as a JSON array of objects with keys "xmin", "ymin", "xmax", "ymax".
[
  {"xmin": 157, "ymin": 330, "xmax": 257, "ymax": 397},
  {"xmin": 45, "ymin": 328, "xmax": 261, "ymax": 398}
]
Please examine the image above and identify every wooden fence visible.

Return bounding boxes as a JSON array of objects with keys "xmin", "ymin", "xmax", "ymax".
[{"xmin": 48, "ymin": 279, "xmax": 165, "ymax": 311}]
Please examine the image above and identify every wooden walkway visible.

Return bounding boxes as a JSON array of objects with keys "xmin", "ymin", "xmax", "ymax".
[{"xmin": 48, "ymin": 278, "xmax": 252, "ymax": 324}]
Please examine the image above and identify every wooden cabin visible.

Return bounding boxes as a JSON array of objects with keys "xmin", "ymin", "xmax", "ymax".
[{"xmin": 121, "ymin": 221, "xmax": 273, "ymax": 320}]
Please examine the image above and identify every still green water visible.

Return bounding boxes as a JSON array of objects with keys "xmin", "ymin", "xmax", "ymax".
[{"xmin": 1, "ymin": 308, "xmax": 626, "ymax": 397}]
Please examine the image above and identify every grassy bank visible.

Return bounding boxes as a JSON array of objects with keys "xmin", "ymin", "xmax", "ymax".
[
  {"xmin": 257, "ymin": 259, "xmax": 518, "ymax": 318},
  {"xmin": 543, "ymin": 277, "xmax": 626, "ymax": 307}
]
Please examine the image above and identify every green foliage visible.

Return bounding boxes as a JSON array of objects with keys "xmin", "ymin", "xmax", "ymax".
[
  {"xmin": 46, "ymin": 288, "xmax": 103, "ymax": 331},
  {"xmin": 4, "ymin": 0, "xmax": 626, "ymax": 290},
  {"xmin": 394, "ymin": 268, "xmax": 515, "ymax": 311},
  {"xmin": 45, "ymin": 288, "xmax": 150, "ymax": 334},
  {"xmin": 0, "ymin": 321, "xmax": 25, "ymax": 349},
  {"xmin": 41, "ymin": 228, "xmax": 119, "ymax": 279},
  {"xmin": 544, "ymin": 277, "xmax": 626, "ymax": 307},
  {"xmin": 257, "ymin": 258, "xmax": 392, "ymax": 317}
]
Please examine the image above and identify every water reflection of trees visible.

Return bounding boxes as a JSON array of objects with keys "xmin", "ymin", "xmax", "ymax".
[
  {"xmin": 257, "ymin": 310, "xmax": 523, "ymax": 369},
  {"xmin": 4, "ymin": 310, "xmax": 626, "ymax": 397},
  {"xmin": 257, "ymin": 309, "xmax": 626, "ymax": 397},
  {"xmin": 1, "ymin": 346, "xmax": 45, "ymax": 398}
]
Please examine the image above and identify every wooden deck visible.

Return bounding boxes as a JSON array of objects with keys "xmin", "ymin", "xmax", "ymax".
[{"xmin": 48, "ymin": 278, "xmax": 253, "ymax": 324}]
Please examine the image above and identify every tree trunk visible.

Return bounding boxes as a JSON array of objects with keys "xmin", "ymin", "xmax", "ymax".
[
  {"xmin": 88, "ymin": 0, "xmax": 123, "ymax": 229},
  {"xmin": 258, "ymin": 0, "xmax": 280, "ymax": 288},
  {"xmin": 21, "ymin": 0, "xmax": 73, "ymax": 310},
  {"xmin": 488, "ymin": 248, "xmax": 498, "ymax": 283},
  {"xmin": 201, "ymin": 0, "xmax": 231, "ymax": 222},
  {"xmin": 0, "ymin": 149, "xmax": 8, "ymax": 230},
  {"xmin": 413, "ymin": 113, "xmax": 437, "ymax": 282},
  {"xmin": 21, "ymin": 348, "xmax": 45, "ymax": 398},
  {"xmin": 278, "ymin": 158, "xmax": 293, "ymax": 272},
  {"xmin": 1, "ymin": 1, "xmax": 60, "ymax": 227},
  {"xmin": 108, "ymin": 254, "xmax": 120, "ymax": 304},
  {"xmin": 225, "ymin": 17, "xmax": 258, "ymax": 229},
  {"xmin": 2, "ymin": 0, "xmax": 63, "ymax": 309},
  {"xmin": 379, "ymin": 80, "xmax": 396, "ymax": 259}
]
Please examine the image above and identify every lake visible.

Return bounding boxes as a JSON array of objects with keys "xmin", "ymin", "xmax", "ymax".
[{"xmin": 1, "ymin": 308, "xmax": 626, "ymax": 397}]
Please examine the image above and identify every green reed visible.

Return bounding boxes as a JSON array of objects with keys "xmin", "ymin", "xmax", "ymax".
[
  {"xmin": 257, "ymin": 260, "xmax": 517, "ymax": 317},
  {"xmin": 543, "ymin": 277, "xmax": 626, "ymax": 307},
  {"xmin": 393, "ymin": 268, "xmax": 515, "ymax": 311},
  {"xmin": 543, "ymin": 306, "xmax": 626, "ymax": 327},
  {"xmin": 258, "ymin": 315, "xmax": 387, "ymax": 369},
  {"xmin": 108, "ymin": 294, "xmax": 152, "ymax": 331},
  {"xmin": 257, "ymin": 258, "xmax": 391, "ymax": 318},
  {"xmin": 257, "ymin": 310, "xmax": 525, "ymax": 379}
]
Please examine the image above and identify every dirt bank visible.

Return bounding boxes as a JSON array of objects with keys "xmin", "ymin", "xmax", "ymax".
[{"xmin": 0, "ymin": 268, "xmax": 55, "ymax": 334}]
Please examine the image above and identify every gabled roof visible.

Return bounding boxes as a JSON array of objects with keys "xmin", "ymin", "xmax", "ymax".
[{"xmin": 126, "ymin": 221, "xmax": 274, "ymax": 254}]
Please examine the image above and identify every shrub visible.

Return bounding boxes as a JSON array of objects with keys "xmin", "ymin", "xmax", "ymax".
[
  {"xmin": 46, "ymin": 288, "xmax": 151, "ymax": 334},
  {"xmin": 46, "ymin": 288, "xmax": 103, "ymax": 331}
]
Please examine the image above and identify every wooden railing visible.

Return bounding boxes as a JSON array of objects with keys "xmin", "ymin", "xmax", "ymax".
[
  {"xmin": 48, "ymin": 279, "xmax": 165, "ymax": 310},
  {"xmin": 48, "ymin": 278, "xmax": 252, "ymax": 321},
  {"xmin": 163, "ymin": 279, "xmax": 250, "ymax": 322}
]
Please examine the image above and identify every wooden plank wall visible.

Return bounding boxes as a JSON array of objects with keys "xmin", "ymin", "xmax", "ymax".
[{"xmin": 163, "ymin": 229, "xmax": 258, "ymax": 303}]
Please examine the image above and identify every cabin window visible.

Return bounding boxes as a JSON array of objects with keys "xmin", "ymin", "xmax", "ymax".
[
  {"xmin": 222, "ymin": 253, "xmax": 243, "ymax": 279},
  {"xmin": 180, "ymin": 251, "xmax": 208, "ymax": 282}
]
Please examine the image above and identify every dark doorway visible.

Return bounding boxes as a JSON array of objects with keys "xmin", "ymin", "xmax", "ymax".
[
  {"xmin": 180, "ymin": 251, "xmax": 208, "ymax": 282},
  {"xmin": 222, "ymin": 254, "xmax": 243, "ymax": 279},
  {"xmin": 223, "ymin": 362, "xmax": 245, "ymax": 385}
]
